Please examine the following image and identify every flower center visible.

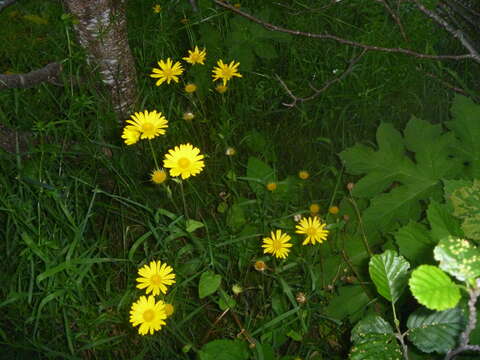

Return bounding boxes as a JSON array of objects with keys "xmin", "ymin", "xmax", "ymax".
[
  {"xmin": 151, "ymin": 274, "xmax": 162, "ymax": 285},
  {"xmin": 272, "ymin": 239, "xmax": 283, "ymax": 251},
  {"xmin": 143, "ymin": 309, "xmax": 155, "ymax": 322},
  {"xmin": 306, "ymin": 227, "xmax": 317, "ymax": 237},
  {"xmin": 163, "ymin": 68, "xmax": 173, "ymax": 77},
  {"xmin": 142, "ymin": 122, "xmax": 154, "ymax": 133},
  {"xmin": 178, "ymin": 157, "xmax": 191, "ymax": 169},
  {"xmin": 222, "ymin": 68, "xmax": 233, "ymax": 79}
]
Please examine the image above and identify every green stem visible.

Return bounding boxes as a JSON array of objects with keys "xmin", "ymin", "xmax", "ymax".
[
  {"xmin": 148, "ymin": 140, "xmax": 160, "ymax": 169},
  {"xmin": 392, "ymin": 302, "xmax": 409, "ymax": 360},
  {"xmin": 179, "ymin": 180, "xmax": 189, "ymax": 219}
]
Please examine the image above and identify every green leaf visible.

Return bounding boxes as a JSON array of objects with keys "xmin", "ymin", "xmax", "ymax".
[
  {"xmin": 226, "ymin": 203, "xmax": 246, "ymax": 232},
  {"xmin": 253, "ymin": 41, "xmax": 277, "ymax": 59},
  {"xmin": 246, "ymin": 157, "xmax": 274, "ymax": 194},
  {"xmin": 286, "ymin": 329, "xmax": 302, "ymax": 341},
  {"xmin": 408, "ymin": 265, "xmax": 461, "ymax": 311},
  {"xmin": 450, "ymin": 179, "xmax": 480, "ymax": 241},
  {"xmin": 349, "ymin": 334, "xmax": 402, "ymax": 360},
  {"xmin": 324, "ymin": 285, "xmax": 370, "ymax": 322},
  {"xmin": 427, "ymin": 200, "xmax": 463, "ymax": 241},
  {"xmin": 198, "ymin": 271, "xmax": 222, "ymax": 299},
  {"xmin": 369, "ymin": 250, "xmax": 410, "ymax": 303},
  {"xmin": 199, "ymin": 340, "xmax": 249, "ymax": 360},
  {"xmin": 351, "ymin": 314, "xmax": 394, "ymax": 344},
  {"xmin": 407, "ymin": 307, "xmax": 464, "ymax": 354},
  {"xmin": 434, "ymin": 236, "xmax": 480, "ymax": 281},
  {"xmin": 446, "ymin": 94, "xmax": 480, "ymax": 178},
  {"xmin": 185, "ymin": 219, "xmax": 204, "ymax": 233},
  {"xmin": 394, "ymin": 222, "xmax": 436, "ymax": 265}
]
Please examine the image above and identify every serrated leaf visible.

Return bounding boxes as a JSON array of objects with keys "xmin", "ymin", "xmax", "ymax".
[
  {"xmin": 349, "ymin": 334, "xmax": 402, "ymax": 360},
  {"xmin": 427, "ymin": 200, "xmax": 463, "ymax": 241},
  {"xmin": 450, "ymin": 179, "xmax": 480, "ymax": 241},
  {"xmin": 446, "ymin": 94, "xmax": 480, "ymax": 178},
  {"xmin": 434, "ymin": 236, "xmax": 480, "ymax": 281},
  {"xmin": 408, "ymin": 265, "xmax": 460, "ymax": 311},
  {"xmin": 351, "ymin": 314, "xmax": 393, "ymax": 344},
  {"xmin": 394, "ymin": 222, "xmax": 436, "ymax": 265},
  {"xmin": 369, "ymin": 250, "xmax": 410, "ymax": 303},
  {"xmin": 198, "ymin": 271, "xmax": 222, "ymax": 299},
  {"xmin": 199, "ymin": 339, "xmax": 249, "ymax": 360},
  {"xmin": 407, "ymin": 307, "xmax": 463, "ymax": 354}
]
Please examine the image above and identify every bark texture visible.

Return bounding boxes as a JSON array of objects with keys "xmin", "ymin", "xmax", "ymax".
[
  {"xmin": 64, "ymin": 0, "xmax": 137, "ymax": 119},
  {"xmin": 0, "ymin": 63, "xmax": 62, "ymax": 90}
]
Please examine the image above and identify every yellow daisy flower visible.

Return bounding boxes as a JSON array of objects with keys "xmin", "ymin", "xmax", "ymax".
[
  {"xmin": 123, "ymin": 110, "xmax": 168, "ymax": 142},
  {"xmin": 129, "ymin": 295, "xmax": 167, "ymax": 335},
  {"xmin": 152, "ymin": 4, "xmax": 161, "ymax": 13},
  {"xmin": 298, "ymin": 170, "xmax": 310, "ymax": 180},
  {"xmin": 262, "ymin": 230, "xmax": 292, "ymax": 259},
  {"xmin": 212, "ymin": 59, "xmax": 242, "ymax": 86},
  {"xmin": 150, "ymin": 58, "xmax": 184, "ymax": 86},
  {"xmin": 215, "ymin": 84, "xmax": 228, "ymax": 94},
  {"xmin": 164, "ymin": 303, "xmax": 175, "ymax": 317},
  {"xmin": 136, "ymin": 260, "xmax": 176, "ymax": 296},
  {"xmin": 295, "ymin": 217, "xmax": 329, "ymax": 245},
  {"xmin": 122, "ymin": 125, "xmax": 141, "ymax": 146},
  {"xmin": 184, "ymin": 83, "xmax": 197, "ymax": 93},
  {"xmin": 183, "ymin": 46, "xmax": 206, "ymax": 65},
  {"xmin": 151, "ymin": 169, "xmax": 167, "ymax": 184},
  {"xmin": 266, "ymin": 182, "xmax": 277, "ymax": 191},
  {"xmin": 163, "ymin": 143, "xmax": 205, "ymax": 179}
]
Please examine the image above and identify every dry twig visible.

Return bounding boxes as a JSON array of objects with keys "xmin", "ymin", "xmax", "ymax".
[{"xmin": 0, "ymin": 62, "xmax": 62, "ymax": 90}]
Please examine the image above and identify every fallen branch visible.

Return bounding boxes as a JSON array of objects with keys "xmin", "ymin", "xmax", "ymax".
[
  {"xmin": 275, "ymin": 49, "xmax": 367, "ymax": 107},
  {"xmin": 0, "ymin": 63, "xmax": 62, "ymax": 90},
  {"xmin": 212, "ymin": 0, "xmax": 478, "ymax": 63}
]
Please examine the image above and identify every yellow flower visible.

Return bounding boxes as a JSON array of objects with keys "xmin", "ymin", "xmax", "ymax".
[
  {"xmin": 151, "ymin": 169, "xmax": 167, "ymax": 184},
  {"xmin": 266, "ymin": 182, "xmax": 277, "ymax": 191},
  {"xmin": 298, "ymin": 170, "xmax": 310, "ymax": 180},
  {"xmin": 184, "ymin": 83, "xmax": 197, "ymax": 93},
  {"xmin": 295, "ymin": 216, "xmax": 329, "ymax": 245},
  {"xmin": 129, "ymin": 295, "xmax": 167, "ymax": 335},
  {"xmin": 122, "ymin": 125, "xmax": 141, "ymax": 146},
  {"xmin": 150, "ymin": 58, "xmax": 184, "ymax": 86},
  {"xmin": 183, "ymin": 46, "xmax": 206, "ymax": 65},
  {"xmin": 164, "ymin": 303, "xmax": 175, "ymax": 317},
  {"xmin": 329, "ymin": 206, "xmax": 340, "ymax": 215},
  {"xmin": 215, "ymin": 84, "xmax": 228, "ymax": 94},
  {"xmin": 254, "ymin": 260, "xmax": 266, "ymax": 271},
  {"xmin": 183, "ymin": 111, "xmax": 195, "ymax": 121},
  {"xmin": 163, "ymin": 143, "xmax": 205, "ymax": 179},
  {"xmin": 262, "ymin": 230, "xmax": 292, "ymax": 259},
  {"xmin": 309, "ymin": 203, "xmax": 320, "ymax": 214},
  {"xmin": 212, "ymin": 59, "xmax": 242, "ymax": 86},
  {"xmin": 123, "ymin": 110, "xmax": 168, "ymax": 143},
  {"xmin": 152, "ymin": 4, "xmax": 161, "ymax": 13},
  {"xmin": 136, "ymin": 260, "xmax": 176, "ymax": 296}
]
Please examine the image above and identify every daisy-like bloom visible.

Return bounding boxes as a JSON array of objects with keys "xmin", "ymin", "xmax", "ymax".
[
  {"xmin": 329, "ymin": 206, "xmax": 340, "ymax": 215},
  {"xmin": 296, "ymin": 216, "xmax": 329, "ymax": 245},
  {"xmin": 266, "ymin": 182, "xmax": 277, "ymax": 192},
  {"xmin": 129, "ymin": 295, "xmax": 167, "ymax": 335},
  {"xmin": 215, "ymin": 84, "xmax": 228, "ymax": 94},
  {"xmin": 150, "ymin": 58, "xmax": 184, "ymax": 86},
  {"xmin": 254, "ymin": 260, "xmax": 266, "ymax": 271},
  {"xmin": 212, "ymin": 60, "xmax": 242, "ymax": 86},
  {"xmin": 298, "ymin": 170, "xmax": 310, "ymax": 180},
  {"xmin": 122, "ymin": 125, "xmax": 141, "ymax": 145},
  {"xmin": 123, "ymin": 110, "xmax": 168, "ymax": 142},
  {"xmin": 164, "ymin": 303, "xmax": 175, "ymax": 317},
  {"xmin": 262, "ymin": 230, "xmax": 292, "ymax": 259},
  {"xmin": 151, "ymin": 169, "xmax": 167, "ymax": 184},
  {"xmin": 309, "ymin": 203, "xmax": 320, "ymax": 214},
  {"xmin": 152, "ymin": 4, "xmax": 161, "ymax": 13},
  {"xmin": 184, "ymin": 83, "xmax": 197, "ymax": 93},
  {"xmin": 183, "ymin": 46, "xmax": 206, "ymax": 65},
  {"xmin": 136, "ymin": 260, "xmax": 176, "ymax": 296},
  {"xmin": 163, "ymin": 143, "xmax": 205, "ymax": 179},
  {"xmin": 182, "ymin": 111, "xmax": 195, "ymax": 121}
]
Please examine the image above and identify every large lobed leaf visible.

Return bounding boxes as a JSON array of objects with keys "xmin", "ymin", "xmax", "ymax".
[
  {"xmin": 449, "ymin": 179, "xmax": 480, "ymax": 241},
  {"xmin": 369, "ymin": 250, "xmax": 410, "ymax": 303},
  {"xmin": 407, "ymin": 307, "xmax": 464, "ymax": 354},
  {"xmin": 434, "ymin": 236, "xmax": 480, "ymax": 281},
  {"xmin": 408, "ymin": 265, "xmax": 460, "ymax": 311},
  {"xmin": 394, "ymin": 221, "xmax": 436, "ymax": 265}
]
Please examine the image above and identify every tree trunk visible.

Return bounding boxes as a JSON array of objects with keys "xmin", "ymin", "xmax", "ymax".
[{"xmin": 64, "ymin": 0, "xmax": 137, "ymax": 119}]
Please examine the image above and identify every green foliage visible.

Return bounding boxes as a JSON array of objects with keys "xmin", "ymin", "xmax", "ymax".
[
  {"xmin": 449, "ymin": 179, "xmax": 480, "ymax": 241},
  {"xmin": 368, "ymin": 250, "xmax": 410, "ymax": 303},
  {"xmin": 434, "ymin": 236, "xmax": 480, "ymax": 282},
  {"xmin": 198, "ymin": 271, "xmax": 222, "ymax": 299},
  {"xmin": 407, "ymin": 308, "xmax": 464, "ymax": 354},
  {"xmin": 198, "ymin": 339, "xmax": 249, "ymax": 360},
  {"xmin": 408, "ymin": 265, "xmax": 461, "ymax": 311},
  {"xmin": 394, "ymin": 222, "xmax": 436, "ymax": 265}
]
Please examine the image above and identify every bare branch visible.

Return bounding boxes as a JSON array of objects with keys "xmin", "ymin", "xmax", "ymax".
[
  {"xmin": 276, "ymin": 50, "xmax": 367, "ymax": 107},
  {"xmin": 421, "ymin": 69, "xmax": 478, "ymax": 100},
  {"xmin": 0, "ymin": 0, "xmax": 16, "ymax": 12},
  {"xmin": 375, "ymin": 0, "xmax": 408, "ymax": 41},
  {"xmin": 0, "ymin": 63, "xmax": 62, "ymax": 90},
  {"xmin": 212, "ymin": 0, "xmax": 478, "ymax": 62}
]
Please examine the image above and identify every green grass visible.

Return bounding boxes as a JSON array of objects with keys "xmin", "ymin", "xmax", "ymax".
[{"xmin": 1, "ymin": 0, "xmax": 478, "ymax": 358}]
